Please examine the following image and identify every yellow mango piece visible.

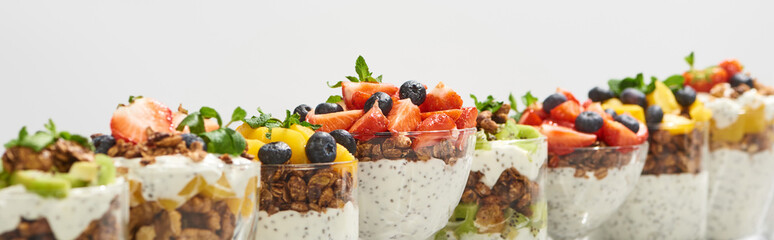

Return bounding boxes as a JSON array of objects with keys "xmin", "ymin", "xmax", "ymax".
[
  {"xmin": 332, "ymin": 144, "xmax": 357, "ymax": 174},
  {"xmin": 178, "ymin": 175, "xmax": 206, "ymax": 198},
  {"xmin": 269, "ymin": 128, "xmax": 309, "ymax": 164},
  {"xmin": 241, "ymin": 196, "xmax": 254, "ymax": 218},
  {"xmin": 646, "ymin": 81, "xmax": 681, "ymax": 115},
  {"xmin": 244, "ymin": 176, "xmax": 258, "ymax": 197},
  {"xmin": 129, "ymin": 180, "xmax": 145, "ymax": 206},
  {"xmin": 201, "ymin": 175, "xmax": 236, "ymax": 200},
  {"xmin": 601, "ymin": 98, "xmax": 623, "ymax": 109},
  {"xmin": 712, "ymin": 120, "xmax": 745, "ymax": 142},
  {"xmin": 290, "ymin": 124, "xmax": 316, "ymax": 139},
  {"xmin": 611, "ymin": 104, "xmax": 646, "ymax": 123},
  {"xmin": 742, "ymin": 106, "xmax": 766, "ymax": 133},
  {"xmin": 235, "ymin": 123, "xmax": 270, "ymax": 142},
  {"xmin": 688, "ymin": 101, "xmax": 712, "ymax": 122},
  {"xmin": 245, "ymin": 139, "xmax": 264, "ymax": 161},
  {"xmin": 158, "ymin": 199, "xmax": 181, "ymax": 211},
  {"xmin": 226, "ymin": 197, "xmax": 243, "ymax": 215},
  {"xmin": 660, "ymin": 114, "xmax": 695, "ymax": 135}
]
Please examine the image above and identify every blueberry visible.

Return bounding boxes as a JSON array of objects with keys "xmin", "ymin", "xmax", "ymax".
[
  {"xmin": 588, "ymin": 87, "xmax": 615, "ymax": 102},
  {"xmin": 305, "ymin": 132, "xmax": 337, "ymax": 163},
  {"xmin": 258, "ymin": 142, "xmax": 292, "ymax": 164},
  {"xmin": 729, "ymin": 73, "xmax": 754, "ymax": 88},
  {"xmin": 364, "ymin": 92, "xmax": 393, "ymax": 115},
  {"xmin": 614, "ymin": 114, "xmax": 640, "ymax": 133},
  {"xmin": 575, "ymin": 111, "xmax": 604, "ymax": 133},
  {"xmin": 646, "ymin": 105, "xmax": 664, "ymax": 124},
  {"xmin": 399, "ymin": 80, "xmax": 427, "ymax": 105},
  {"xmin": 330, "ymin": 129, "xmax": 356, "ymax": 155},
  {"xmin": 315, "ymin": 103, "xmax": 344, "ymax": 115},
  {"xmin": 620, "ymin": 88, "xmax": 646, "ymax": 108},
  {"xmin": 542, "ymin": 93, "xmax": 567, "ymax": 114},
  {"xmin": 605, "ymin": 108, "xmax": 618, "ymax": 118},
  {"xmin": 181, "ymin": 133, "xmax": 207, "ymax": 151},
  {"xmin": 92, "ymin": 134, "xmax": 115, "ymax": 154},
  {"xmin": 293, "ymin": 104, "xmax": 313, "ymax": 121},
  {"xmin": 675, "ymin": 86, "xmax": 697, "ymax": 107}
]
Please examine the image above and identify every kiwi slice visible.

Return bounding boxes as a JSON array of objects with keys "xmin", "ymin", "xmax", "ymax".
[
  {"xmin": 511, "ymin": 125, "xmax": 542, "ymax": 153},
  {"xmin": 474, "ymin": 131, "xmax": 491, "ymax": 150},
  {"xmin": 10, "ymin": 170, "xmax": 71, "ymax": 198},
  {"xmin": 69, "ymin": 161, "xmax": 99, "ymax": 183},
  {"xmin": 449, "ymin": 203, "xmax": 479, "ymax": 237},
  {"xmin": 95, "ymin": 154, "xmax": 116, "ymax": 185},
  {"xmin": 495, "ymin": 121, "xmax": 521, "ymax": 140},
  {"xmin": 55, "ymin": 173, "xmax": 89, "ymax": 188},
  {"xmin": 0, "ymin": 170, "xmax": 9, "ymax": 188}
]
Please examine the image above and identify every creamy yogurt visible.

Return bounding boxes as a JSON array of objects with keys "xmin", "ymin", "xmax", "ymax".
[
  {"xmin": 705, "ymin": 98, "xmax": 743, "ymax": 129},
  {"xmin": 602, "ymin": 172, "xmax": 709, "ymax": 240},
  {"xmin": 358, "ymin": 157, "xmax": 473, "ymax": 240},
  {"xmin": 0, "ymin": 179, "xmax": 127, "ymax": 240},
  {"xmin": 471, "ymin": 140, "xmax": 546, "ymax": 187},
  {"xmin": 255, "ymin": 201, "xmax": 358, "ymax": 239},
  {"xmin": 706, "ymin": 148, "xmax": 774, "ymax": 239},
  {"xmin": 546, "ymin": 160, "xmax": 645, "ymax": 239}
]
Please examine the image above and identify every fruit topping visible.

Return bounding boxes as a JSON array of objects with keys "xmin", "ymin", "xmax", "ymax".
[
  {"xmin": 181, "ymin": 133, "xmax": 207, "ymax": 151},
  {"xmin": 175, "ymin": 106, "xmax": 248, "ymax": 156},
  {"xmin": 306, "ymin": 110, "xmax": 364, "ymax": 132},
  {"xmin": 258, "ymin": 142, "xmax": 292, "ymax": 164},
  {"xmin": 609, "ymin": 104, "xmax": 646, "ymax": 123},
  {"xmin": 268, "ymin": 128, "xmax": 308, "ymax": 164},
  {"xmin": 293, "ymin": 104, "xmax": 313, "ymax": 121},
  {"xmin": 620, "ymin": 88, "xmax": 646, "ymax": 108},
  {"xmin": 363, "ymin": 91, "xmax": 393, "ymax": 115},
  {"xmin": 456, "ymin": 107, "xmax": 478, "ymax": 129},
  {"xmin": 588, "ymin": 86, "xmax": 615, "ymax": 102},
  {"xmin": 110, "ymin": 96, "xmax": 174, "ymax": 143},
  {"xmin": 399, "ymin": 80, "xmax": 427, "ymax": 105},
  {"xmin": 549, "ymin": 100, "xmax": 582, "ymax": 123},
  {"xmin": 660, "ymin": 114, "xmax": 696, "ymax": 135},
  {"xmin": 601, "ymin": 118, "xmax": 641, "ymax": 146},
  {"xmin": 614, "ymin": 114, "xmax": 640, "ymax": 133},
  {"xmin": 604, "ymin": 109, "xmax": 618, "ymax": 118},
  {"xmin": 682, "ymin": 52, "xmax": 729, "ymax": 92},
  {"xmin": 387, "ymin": 99, "xmax": 422, "ymax": 132},
  {"xmin": 645, "ymin": 105, "xmax": 664, "ymax": 124},
  {"xmin": 349, "ymin": 106, "xmax": 390, "ymax": 136},
  {"xmin": 646, "ymin": 80, "xmax": 681, "ymax": 114},
  {"xmin": 729, "ymin": 73, "xmax": 754, "ymax": 88},
  {"xmin": 10, "ymin": 170, "xmax": 71, "ymax": 198},
  {"xmin": 330, "ymin": 129, "xmax": 357, "ymax": 154},
  {"xmin": 420, "ymin": 82, "xmax": 464, "ymax": 112},
  {"xmin": 93, "ymin": 134, "xmax": 115, "ymax": 154},
  {"xmin": 718, "ymin": 58, "xmax": 743, "ymax": 76},
  {"xmin": 305, "ymin": 132, "xmax": 338, "ymax": 163},
  {"xmin": 688, "ymin": 100, "xmax": 712, "ymax": 122},
  {"xmin": 539, "ymin": 124, "xmax": 596, "ymax": 154},
  {"xmin": 518, "ymin": 108, "xmax": 544, "ymax": 126},
  {"xmin": 557, "ymin": 88, "xmax": 580, "ymax": 104},
  {"xmin": 675, "ymin": 85, "xmax": 697, "ymax": 107},
  {"xmin": 417, "ymin": 113, "xmax": 457, "ymax": 131},
  {"xmin": 315, "ymin": 102, "xmax": 344, "ymax": 115},
  {"xmin": 542, "ymin": 93, "xmax": 567, "ymax": 114},
  {"xmin": 574, "ymin": 111, "xmax": 604, "ymax": 134}
]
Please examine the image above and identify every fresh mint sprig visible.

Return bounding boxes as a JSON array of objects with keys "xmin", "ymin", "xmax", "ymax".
[
  {"xmin": 4, "ymin": 119, "xmax": 93, "ymax": 152},
  {"xmin": 241, "ymin": 108, "xmax": 321, "ymax": 139},
  {"xmin": 470, "ymin": 94, "xmax": 503, "ymax": 113},
  {"xmin": 685, "ymin": 51, "xmax": 695, "ymax": 69},
  {"xmin": 176, "ymin": 107, "xmax": 247, "ymax": 156},
  {"xmin": 327, "ymin": 55, "xmax": 383, "ymax": 88}
]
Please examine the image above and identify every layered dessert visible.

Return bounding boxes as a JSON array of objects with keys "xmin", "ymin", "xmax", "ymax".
[
  {"xmin": 304, "ymin": 56, "xmax": 477, "ymax": 239},
  {"xmin": 436, "ymin": 95, "xmax": 547, "ymax": 240},
  {"xmin": 0, "ymin": 120, "xmax": 127, "ymax": 239},
  {"xmin": 98, "ymin": 97, "xmax": 259, "ymax": 240},
  {"xmin": 592, "ymin": 72, "xmax": 711, "ymax": 239},
  {"xmin": 236, "ymin": 110, "xmax": 358, "ymax": 239},
  {"xmin": 679, "ymin": 55, "xmax": 774, "ymax": 239},
  {"xmin": 517, "ymin": 89, "xmax": 649, "ymax": 239}
]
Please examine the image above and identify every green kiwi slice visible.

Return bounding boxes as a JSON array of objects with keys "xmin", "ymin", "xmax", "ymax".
[{"xmin": 10, "ymin": 170, "xmax": 71, "ymax": 198}]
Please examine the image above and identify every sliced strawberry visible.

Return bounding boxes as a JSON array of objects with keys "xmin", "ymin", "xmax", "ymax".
[
  {"xmin": 557, "ymin": 88, "xmax": 580, "ymax": 104},
  {"xmin": 543, "ymin": 119, "xmax": 575, "ymax": 129},
  {"xmin": 110, "ymin": 97, "xmax": 174, "ymax": 143},
  {"xmin": 719, "ymin": 59, "xmax": 743, "ymax": 77},
  {"xmin": 518, "ymin": 108, "xmax": 544, "ymax": 126},
  {"xmin": 387, "ymin": 99, "xmax": 422, "ymax": 132},
  {"xmin": 306, "ymin": 110, "xmax": 364, "ymax": 132},
  {"xmin": 549, "ymin": 100, "xmax": 582, "ymax": 123},
  {"xmin": 539, "ymin": 124, "xmax": 596, "ymax": 155},
  {"xmin": 584, "ymin": 102, "xmax": 612, "ymax": 120},
  {"xmin": 349, "ymin": 107, "xmax": 389, "ymax": 136},
  {"xmin": 172, "ymin": 111, "xmax": 219, "ymax": 133},
  {"xmin": 582, "ymin": 99, "xmax": 592, "ymax": 109},
  {"xmin": 419, "ymin": 82, "xmax": 463, "ymax": 112},
  {"xmin": 342, "ymin": 82, "xmax": 398, "ymax": 110},
  {"xmin": 636, "ymin": 122, "xmax": 649, "ymax": 143},
  {"xmin": 421, "ymin": 109, "xmax": 463, "ymax": 121},
  {"xmin": 413, "ymin": 114, "xmax": 457, "ymax": 148},
  {"xmin": 455, "ymin": 107, "xmax": 478, "ymax": 129},
  {"xmin": 601, "ymin": 118, "xmax": 640, "ymax": 146}
]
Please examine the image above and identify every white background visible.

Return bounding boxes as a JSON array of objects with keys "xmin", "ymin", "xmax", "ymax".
[{"xmin": 1, "ymin": 0, "xmax": 772, "ymax": 146}]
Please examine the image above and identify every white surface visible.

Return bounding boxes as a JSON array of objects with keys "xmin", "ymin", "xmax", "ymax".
[
  {"xmin": 1, "ymin": 1, "xmax": 773, "ymax": 147},
  {"xmin": 255, "ymin": 201, "xmax": 358, "ymax": 240}
]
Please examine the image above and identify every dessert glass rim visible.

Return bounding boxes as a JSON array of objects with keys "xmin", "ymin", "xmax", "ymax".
[
  {"xmin": 551, "ymin": 142, "xmax": 649, "ymax": 151},
  {"xmin": 350, "ymin": 127, "xmax": 477, "ymax": 137},
  {"xmin": 485, "ymin": 135, "xmax": 547, "ymax": 143},
  {"xmin": 0, "ymin": 178, "xmax": 126, "ymax": 198},
  {"xmin": 260, "ymin": 160, "xmax": 356, "ymax": 168}
]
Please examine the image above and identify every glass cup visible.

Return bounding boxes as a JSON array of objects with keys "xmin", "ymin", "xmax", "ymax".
[
  {"xmin": 354, "ymin": 128, "xmax": 477, "ymax": 240},
  {"xmin": 603, "ymin": 121, "xmax": 709, "ymax": 240},
  {"xmin": 706, "ymin": 108, "xmax": 774, "ymax": 239},
  {"xmin": 436, "ymin": 137, "xmax": 548, "ymax": 240},
  {"xmin": 255, "ymin": 160, "xmax": 358, "ymax": 239},
  {"xmin": 0, "ymin": 179, "xmax": 129, "ymax": 239},
  {"xmin": 546, "ymin": 142, "xmax": 648, "ymax": 240},
  {"xmin": 117, "ymin": 155, "xmax": 260, "ymax": 240}
]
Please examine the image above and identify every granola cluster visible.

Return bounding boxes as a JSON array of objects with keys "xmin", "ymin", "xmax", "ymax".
[
  {"xmin": 643, "ymin": 127, "xmax": 706, "ymax": 175},
  {"xmin": 354, "ymin": 134, "xmax": 468, "ymax": 164},
  {"xmin": 0, "ymin": 197, "xmax": 122, "ymax": 240},
  {"xmin": 710, "ymin": 80, "xmax": 774, "ymax": 99},
  {"xmin": 129, "ymin": 195, "xmax": 237, "ymax": 240},
  {"xmin": 101, "ymin": 129, "xmax": 208, "ymax": 164},
  {"xmin": 710, "ymin": 125, "xmax": 774, "ymax": 153},
  {"xmin": 476, "ymin": 104, "xmax": 511, "ymax": 135},
  {"xmin": 548, "ymin": 142, "xmax": 638, "ymax": 180},
  {"xmin": 2, "ymin": 139, "xmax": 93, "ymax": 173},
  {"xmin": 259, "ymin": 167, "xmax": 354, "ymax": 215},
  {"xmin": 460, "ymin": 168, "xmax": 538, "ymax": 232}
]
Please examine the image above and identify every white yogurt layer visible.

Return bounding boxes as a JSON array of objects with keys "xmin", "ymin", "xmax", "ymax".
[
  {"xmin": 0, "ymin": 179, "xmax": 127, "ymax": 240},
  {"xmin": 706, "ymin": 148, "xmax": 774, "ymax": 239},
  {"xmin": 472, "ymin": 140, "xmax": 546, "ymax": 187},
  {"xmin": 358, "ymin": 157, "xmax": 472, "ymax": 240},
  {"xmin": 704, "ymin": 98, "xmax": 743, "ymax": 129},
  {"xmin": 115, "ymin": 154, "xmax": 258, "ymax": 207},
  {"xmin": 441, "ymin": 226, "xmax": 548, "ymax": 240},
  {"xmin": 602, "ymin": 172, "xmax": 708, "ymax": 240},
  {"xmin": 255, "ymin": 201, "xmax": 358, "ymax": 240},
  {"xmin": 546, "ymin": 160, "xmax": 645, "ymax": 239}
]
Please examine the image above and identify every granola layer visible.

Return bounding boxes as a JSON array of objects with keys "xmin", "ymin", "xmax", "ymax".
[
  {"xmin": 461, "ymin": 169, "xmax": 540, "ymax": 230},
  {"xmin": 128, "ymin": 195, "xmax": 240, "ymax": 240},
  {"xmin": 354, "ymin": 134, "xmax": 470, "ymax": 165},
  {"xmin": 644, "ymin": 127, "xmax": 707, "ymax": 175},
  {"xmin": 0, "ymin": 196, "xmax": 122, "ymax": 240},
  {"xmin": 258, "ymin": 167, "xmax": 355, "ymax": 215},
  {"xmin": 548, "ymin": 143, "xmax": 644, "ymax": 180}
]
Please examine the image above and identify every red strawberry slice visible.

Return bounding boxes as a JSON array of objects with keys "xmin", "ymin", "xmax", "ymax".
[
  {"xmin": 543, "ymin": 119, "xmax": 575, "ymax": 129},
  {"xmin": 518, "ymin": 108, "xmax": 544, "ymax": 126},
  {"xmin": 172, "ymin": 111, "xmax": 220, "ymax": 133},
  {"xmin": 110, "ymin": 97, "xmax": 174, "ymax": 144},
  {"xmin": 413, "ymin": 114, "xmax": 457, "ymax": 148},
  {"xmin": 636, "ymin": 122, "xmax": 648, "ymax": 143},
  {"xmin": 342, "ymin": 82, "xmax": 398, "ymax": 110},
  {"xmin": 582, "ymin": 99, "xmax": 592, "ymax": 109},
  {"xmin": 601, "ymin": 118, "xmax": 640, "ymax": 147},
  {"xmin": 584, "ymin": 102, "xmax": 612, "ymax": 120},
  {"xmin": 306, "ymin": 110, "xmax": 364, "ymax": 132},
  {"xmin": 557, "ymin": 88, "xmax": 580, "ymax": 104},
  {"xmin": 387, "ymin": 99, "xmax": 422, "ymax": 132},
  {"xmin": 349, "ymin": 106, "xmax": 389, "ymax": 136},
  {"xmin": 419, "ymin": 82, "xmax": 463, "ymax": 112},
  {"xmin": 421, "ymin": 109, "xmax": 463, "ymax": 121},
  {"xmin": 549, "ymin": 100, "xmax": 582, "ymax": 123},
  {"xmin": 539, "ymin": 124, "xmax": 596, "ymax": 155},
  {"xmin": 455, "ymin": 107, "xmax": 478, "ymax": 129}
]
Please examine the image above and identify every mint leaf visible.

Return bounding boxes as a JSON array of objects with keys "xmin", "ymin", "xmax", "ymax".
[
  {"xmin": 44, "ymin": 119, "xmax": 56, "ymax": 135},
  {"xmin": 20, "ymin": 132, "xmax": 55, "ymax": 152},
  {"xmin": 508, "ymin": 93, "xmax": 519, "ymax": 112},
  {"xmin": 242, "ymin": 108, "xmax": 282, "ymax": 129},
  {"xmin": 128, "ymin": 95, "xmax": 143, "ymax": 103},
  {"xmin": 470, "ymin": 94, "xmax": 502, "ymax": 113},
  {"xmin": 326, "ymin": 95, "xmax": 343, "ymax": 103},
  {"xmin": 375, "ymin": 75, "xmax": 383, "ymax": 83},
  {"xmin": 346, "ymin": 76, "xmax": 359, "ymax": 82},
  {"xmin": 355, "ymin": 55, "xmax": 370, "ymax": 82},
  {"xmin": 607, "ymin": 79, "xmax": 622, "ymax": 96},
  {"xmin": 521, "ymin": 91, "xmax": 538, "ymax": 107},
  {"xmin": 18, "ymin": 127, "xmax": 28, "ymax": 142},
  {"xmin": 644, "ymin": 76, "xmax": 658, "ymax": 94},
  {"xmin": 63, "ymin": 133, "xmax": 94, "ymax": 151},
  {"xmin": 200, "ymin": 128, "xmax": 246, "ymax": 155},
  {"xmin": 609, "ymin": 73, "xmax": 646, "ymax": 96},
  {"xmin": 5, "ymin": 121, "xmax": 91, "ymax": 151},
  {"xmin": 327, "ymin": 81, "xmax": 343, "ymax": 88},
  {"xmin": 200, "ymin": 107, "xmax": 222, "ymax": 127},
  {"xmin": 663, "ymin": 74, "xmax": 685, "ymax": 91},
  {"xmin": 226, "ymin": 107, "xmax": 246, "ymax": 128},
  {"xmin": 685, "ymin": 52, "xmax": 694, "ymax": 69},
  {"xmin": 176, "ymin": 113, "xmax": 205, "ymax": 134},
  {"xmin": 300, "ymin": 121, "xmax": 322, "ymax": 131}
]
